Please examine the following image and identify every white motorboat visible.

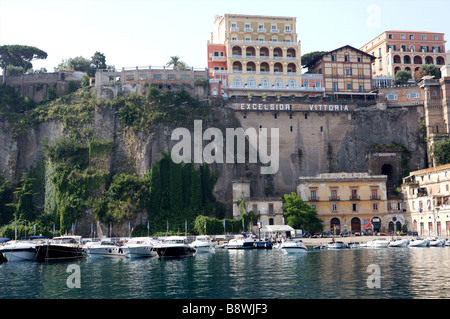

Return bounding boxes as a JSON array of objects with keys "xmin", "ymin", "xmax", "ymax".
[
  {"xmin": 0, "ymin": 240, "xmax": 38, "ymax": 262},
  {"xmin": 347, "ymin": 242, "xmax": 360, "ymax": 249},
  {"xmin": 279, "ymin": 240, "xmax": 307, "ymax": 254},
  {"xmin": 388, "ymin": 238, "xmax": 409, "ymax": 247},
  {"xmin": 326, "ymin": 241, "xmax": 346, "ymax": 249},
  {"xmin": 408, "ymin": 238, "xmax": 430, "ymax": 247},
  {"xmin": 445, "ymin": 239, "xmax": 450, "ymax": 246},
  {"xmin": 122, "ymin": 237, "xmax": 158, "ymax": 258},
  {"xmin": 366, "ymin": 239, "xmax": 390, "ymax": 248},
  {"xmin": 189, "ymin": 235, "xmax": 215, "ymax": 253},
  {"xmin": 85, "ymin": 240, "xmax": 127, "ymax": 258},
  {"xmin": 429, "ymin": 238, "xmax": 446, "ymax": 247},
  {"xmin": 224, "ymin": 234, "xmax": 255, "ymax": 249},
  {"xmin": 154, "ymin": 236, "xmax": 196, "ymax": 258}
]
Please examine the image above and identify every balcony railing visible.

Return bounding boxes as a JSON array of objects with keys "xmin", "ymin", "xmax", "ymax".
[
  {"xmin": 350, "ymin": 196, "xmax": 360, "ymax": 201},
  {"xmin": 257, "ymin": 28, "xmax": 267, "ymax": 32},
  {"xmin": 329, "ymin": 196, "xmax": 341, "ymax": 201},
  {"xmin": 370, "ymin": 195, "xmax": 381, "ymax": 200},
  {"xmin": 308, "ymin": 197, "xmax": 319, "ymax": 201}
]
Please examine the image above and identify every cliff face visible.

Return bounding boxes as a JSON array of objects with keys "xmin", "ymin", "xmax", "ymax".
[{"xmin": 0, "ymin": 98, "xmax": 426, "ymax": 236}]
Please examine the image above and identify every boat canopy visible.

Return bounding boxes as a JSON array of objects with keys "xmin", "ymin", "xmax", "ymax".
[{"xmin": 260, "ymin": 225, "xmax": 295, "ymax": 233}]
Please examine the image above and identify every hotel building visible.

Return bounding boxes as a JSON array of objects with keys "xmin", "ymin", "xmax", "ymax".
[
  {"xmin": 402, "ymin": 164, "xmax": 450, "ymax": 236},
  {"xmin": 297, "ymin": 173, "xmax": 389, "ymax": 234},
  {"xmin": 304, "ymin": 45, "xmax": 376, "ymax": 98},
  {"xmin": 360, "ymin": 30, "xmax": 447, "ymax": 79},
  {"xmin": 207, "ymin": 14, "xmax": 324, "ymax": 98}
]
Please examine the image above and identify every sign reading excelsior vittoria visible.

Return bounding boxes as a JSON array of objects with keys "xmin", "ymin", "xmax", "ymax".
[{"xmin": 228, "ymin": 103, "xmax": 352, "ymax": 112}]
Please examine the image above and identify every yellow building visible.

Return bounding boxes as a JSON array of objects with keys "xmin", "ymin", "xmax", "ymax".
[
  {"xmin": 402, "ymin": 164, "xmax": 450, "ymax": 236},
  {"xmin": 297, "ymin": 173, "xmax": 388, "ymax": 234},
  {"xmin": 208, "ymin": 14, "xmax": 309, "ymax": 97}
]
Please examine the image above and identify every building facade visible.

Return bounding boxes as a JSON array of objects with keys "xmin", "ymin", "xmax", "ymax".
[
  {"xmin": 360, "ymin": 30, "xmax": 447, "ymax": 78},
  {"xmin": 297, "ymin": 173, "xmax": 389, "ymax": 234},
  {"xmin": 305, "ymin": 45, "xmax": 376, "ymax": 98},
  {"xmin": 232, "ymin": 181, "xmax": 284, "ymax": 229},
  {"xmin": 402, "ymin": 164, "xmax": 450, "ymax": 236},
  {"xmin": 207, "ymin": 14, "xmax": 325, "ymax": 98}
]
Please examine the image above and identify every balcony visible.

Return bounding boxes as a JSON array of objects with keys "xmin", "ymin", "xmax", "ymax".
[
  {"xmin": 349, "ymin": 196, "xmax": 360, "ymax": 201},
  {"xmin": 257, "ymin": 28, "xmax": 267, "ymax": 32},
  {"xmin": 230, "ymin": 27, "xmax": 239, "ymax": 31},
  {"xmin": 329, "ymin": 196, "xmax": 341, "ymax": 201},
  {"xmin": 271, "ymin": 28, "xmax": 280, "ymax": 33},
  {"xmin": 244, "ymin": 27, "xmax": 253, "ymax": 32},
  {"xmin": 308, "ymin": 197, "xmax": 319, "ymax": 202},
  {"xmin": 370, "ymin": 195, "xmax": 381, "ymax": 200}
]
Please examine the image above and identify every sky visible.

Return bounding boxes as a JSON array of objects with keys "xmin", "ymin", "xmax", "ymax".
[{"xmin": 1, "ymin": 0, "xmax": 449, "ymax": 73}]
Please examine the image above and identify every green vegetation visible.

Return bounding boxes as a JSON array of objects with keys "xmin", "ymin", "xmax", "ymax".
[
  {"xmin": 282, "ymin": 192, "xmax": 323, "ymax": 233},
  {"xmin": 431, "ymin": 138, "xmax": 450, "ymax": 165}
]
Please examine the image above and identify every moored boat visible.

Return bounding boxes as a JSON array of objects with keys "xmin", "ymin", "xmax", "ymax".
[
  {"xmin": 34, "ymin": 235, "xmax": 84, "ymax": 262},
  {"xmin": 408, "ymin": 238, "xmax": 430, "ymax": 247},
  {"xmin": 347, "ymin": 242, "xmax": 360, "ymax": 249},
  {"xmin": 388, "ymin": 238, "xmax": 409, "ymax": 247},
  {"xmin": 122, "ymin": 237, "xmax": 158, "ymax": 258},
  {"xmin": 0, "ymin": 240, "xmax": 38, "ymax": 262},
  {"xmin": 189, "ymin": 235, "xmax": 215, "ymax": 253},
  {"xmin": 429, "ymin": 238, "xmax": 446, "ymax": 247},
  {"xmin": 154, "ymin": 236, "xmax": 196, "ymax": 258},
  {"xmin": 366, "ymin": 238, "xmax": 390, "ymax": 248},
  {"xmin": 85, "ymin": 240, "xmax": 127, "ymax": 259},
  {"xmin": 326, "ymin": 241, "xmax": 346, "ymax": 249},
  {"xmin": 279, "ymin": 240, "xmax": 307, "ymax": 254},
  {"xmin": 223, "ymin": 234, "xmax": 255, "ymax": 249}
]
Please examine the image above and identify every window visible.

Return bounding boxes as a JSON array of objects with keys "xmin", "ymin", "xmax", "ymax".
[
  {"xmin": 345, "ymin": 55, "xmax": 350, "ymax": 62},
  {"xmin": 345, "ymin": 68, "xmax": 352, "ymax": 75},
  {"xmin": 332, "ymin": 82, "xmax": 338, "ymax": 92},
  {"xmin": 304, "ymin": 80, "xmax": 309, "ymax": 87},
  {"xmin": 407, "ymin": 91, "xmax": 420, "ymax": 99},
  {"xmin": 331, "ymin": 55, "xmax": 337, "ymax": 61},
  {"xmin": 139, "ymin": 73, "xmax": 148, "ymax": 80},
  {"xmin": 388, "ymin": 34, "xmax": 393, "ymax": 39},
  {"xmin": 248, "ymin": 77, "xmax": 256, "ymax": 87},
  {"xmin": 351, "ymin": 189, "xmax": 358, "ymax": 200},
  {"xmin": 268, "ymin": 203, "xmax": 274, "ymax": 215},
  {"xmin": 434, "ymin": 35, "xmax": 438, "ymax": 41},
  {"xmin": 288, "ymin": 79, "xmax": 296, "ymax": 88},
  {"xmin": 346, "ymin": 83, "xmax": 352, "ymax": 90},
  {"xmin": 181, "ymin": 74, "xmax": 190, "ymax": 81},
  {"xmin": 233, "ymin": 77, "xmax": 242, "ymax": 87},
  {"xmin": 261, "ymin": 78, "xmax": 270, "ymax": 88},
  {"xmin": 331, "ymin": 189, "xmax": 338, "ymax": 200},
  {"xmin": 316, "ymin": 81, "xmax": 321, "ymax": 87},
  {"xmin": 385, "ymin": 92, "xmax": 398, "ymax": 100},
  {"xmin": 371, "ymin": 189, "xmax": 378, "ymax": 200},
  {"xmin": 352, "ymin": 203, "xmax": 358, "ymax": 212},
  {"xmin": 332, "ymin": 203, "xmax": 338, "ymax": 212},
  {"xmin": 310, "ymin": 190, "xmax": 317, "ymax": 201},
  {"xmin": 126, "ymin": 75, "xmax": 134, "ymax": 81},
  {"xmin": 409, "ymin": 34, "xmax": 414, "ymax": 40},
  {"xmin": 359, "ymin": 85, "xmax": 364, "ymax": 93},
  {"xmin": 373, "ymin": 203, "xmax": 379, "ymax": 212},
  {"xmin": 422, "ymin": 35, "xmax": 427, "ymax": 40},
  {"xmin": 275, "ymin": 78, "xmax": 283, "ymax": 88},
  {"xmin": 153, "ymin": 74, "xmax": 162, "ymax": 80},
  {"xmin": 401, "ymin": 34, "xmax": 405, "ymax": 40},
  {"xmin": 357, "ymin": 57, "xmax": 362, "ymax": 62}
]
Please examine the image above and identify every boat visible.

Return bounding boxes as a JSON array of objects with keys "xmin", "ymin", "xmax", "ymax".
[
  {"xmin": 446, "ymin": 239, "xmax": 450, "ymax": 246},
  {"xmin": 0, "ymin": 252, "xmax": 6, "ymax": 263},
  {"xmin": 34, "ymin": 235, "xmax": 84, "ymax": 262},
  {"xmin": 279, "ymin": 240, "xmax": 307, "ymax": 254},
  {"xmin": 223, "ymin": 234, "xmax": 255, "ymax": 249},
  {"xmin": 388, "ymin": 238, "xmax": 409, "ymax": 247},
  {"xmin": 366, "ymin": 238, "xmax": 390, "ymax": 248},
  {"xmin": 326, "ymin": 241, "xmax": 346, "ymax": 249},
  {"xmin": 0, "ymin": 240, "xmax": 38, "ymax": 262},
  {"xmin": 189, "ymin": 235, "xmax": 215, "ymax": 253},
  {"xmin": 313, "ymin": 243, "xmax": 327, "ymax": 250},
  {"xmin": 84, "ymin": 240, "xmax": 127, "ymax": 259},
  {"xmin": 347, "ymin": 242, "xmax": 360, "ymax": 249},
  {"xmin": 429, "ymin": 238, "xmax": 446, "ymax": 247},
  {"xmin": 408, "ymin": 238, "xmax": 430, "ymax": 247},
  {"xmin": 154, "ymin": 236, "xmax": 196, "ymax": 258},
  {"xmin": 122, "ymin": 237, "xmax": 158, "ymax": 258}
]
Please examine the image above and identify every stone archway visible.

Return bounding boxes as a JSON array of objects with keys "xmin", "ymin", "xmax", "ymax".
[
  {"xmin": 330, "ymin": 217, "xmax": 341, "ymax": 235},
  {"xmin": 351, "ymin": 217, "xmax": 361, "ymax": 234}
]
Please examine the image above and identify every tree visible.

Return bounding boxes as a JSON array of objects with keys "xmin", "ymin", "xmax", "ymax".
[
  {"xmin": 0, "ymin": 45, "xmax": 47, "ymax": 85},
  {"xmin": 394, "ymin": 70, "xmax": 411, "ymax": 85},
  {"xmin": 91, "ymin": 52, "xmax": 106, "ymax": 71},
  {"xmin": 166, "ymin": 56, "xmax": 188, "ymax": 70},
  {"xmin": 414, "ymin": 64, "xmax": 441, "ymax": 82},
  {"xmin": 432, "ymin": 138, "xmax": 450, "ymax": 165},
  {"xmin": 301, "ymin": 51, "xmax": 327, "ymax": 68},
  {"xmin": 282, "ymin": 192, "xmax": 323, "ymax": 233}
]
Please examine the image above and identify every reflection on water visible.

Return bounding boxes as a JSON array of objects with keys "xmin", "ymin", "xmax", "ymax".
[{"xmin": 2, "ymin": 247, "xmax": 450, "ymax": 298}]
